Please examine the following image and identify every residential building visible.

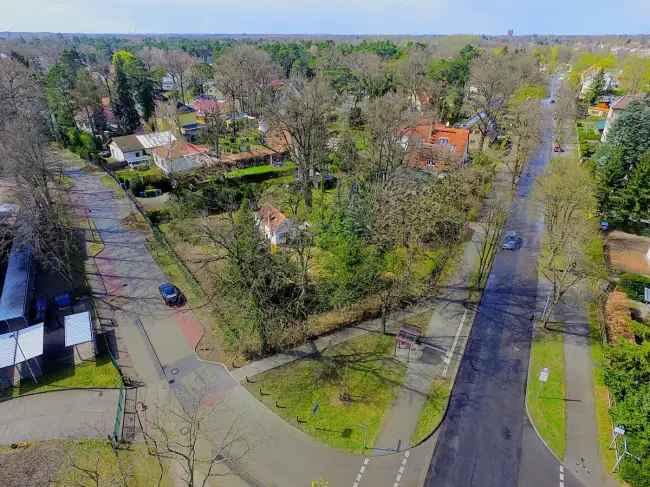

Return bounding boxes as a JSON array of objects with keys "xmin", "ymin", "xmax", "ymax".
[
  {"xmin": 155, "ymin": 101, "xmax": 203, "ymax": 141},
  {"xmin": 161, "ymin": 73, "xmax": 176, "ymax": 91},
  {"xmin": 587, "ymin": 102, "xmax": 610, "ymax": 118},
  {"xmin": 152, "ymin": 141, "xmax": 211, "ymax": 175},
  {"xmin": 601, "ymin": 94, "xmax": 645, "ymax": 141},
  {"xmin": 580, "ymin": 66, "xmax": 618, "ymax": 98},
  {"xmin": 191, "ymin": 95, "xmax": 225, "ymax": 124},
  {"xmin": 405, "ymin": 121, "xmax": 470, "ymax": 172},
  {"xmin": 256, "ymin": 206, "xmax": 294, "ymax": 245},
  {"xmin": 74, "ymin": 96, "xmax": 119, "ymax": 137},
  {"xmin": 460, "ymin": 113, "xmax": 497, "ymax": 153},
  {"xmin": 108, "ymin": 131, "xmax": 176, "ymax": 167}
]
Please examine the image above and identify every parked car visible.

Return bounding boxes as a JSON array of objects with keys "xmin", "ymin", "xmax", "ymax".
[
  {"xmin": 550, "ymin": 99, "xmax": 556, "ymax": 104},
  {"xmin": 600, "ymin": 220, "xmax": 609, "ymax": 231},
  {"xmin": 553, "ymin": 142, "xmax": 563, "ymax": 152},
  {"xmin": 159, "ymin": 283, "xmax": 184, "ymax": 306},
  {"xmin": 502, "ymin": 231, "xmax": 523, "ymax": 250}
]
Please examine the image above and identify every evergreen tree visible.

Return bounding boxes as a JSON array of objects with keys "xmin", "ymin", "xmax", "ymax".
[{"xmin": 112, "ymin": 63, "xmax": 140, "ymax": 134}]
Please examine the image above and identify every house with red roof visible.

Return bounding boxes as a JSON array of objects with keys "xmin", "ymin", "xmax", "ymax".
[
  {"xmin": 405, "ymin": 120, "xmax": 470, "ymax": 172},
  {"xmin": 256, "ymin": 205, "xmax": 294, "ymax": 245},
  {"xmin": 152, "ymin": 141, "xmax": 211, "ymax": 175},
  {"xmin": 191, "ymin": 95, "xmax": 226, "ymax": 124}
]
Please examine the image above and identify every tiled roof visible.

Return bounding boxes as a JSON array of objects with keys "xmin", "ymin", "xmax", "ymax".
[
  {"xmin": 257, "ymin": 205, "xmax": 290, "ymax": 234},
  {"xmin": 611, "ymin": 94, "xmax": 644, "ymax": 111},
  {"xmin": 152, "ymin": 142, "xmax": 209, "ymax": 160},
  {"xmin": 406, "ymin": 121, "xmax": 470, "ymax": 171}
]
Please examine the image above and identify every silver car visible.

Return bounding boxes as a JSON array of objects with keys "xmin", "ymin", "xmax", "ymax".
[{"xmin": 502, "ymin": 231, "xmax": 523, "ymax": 250}]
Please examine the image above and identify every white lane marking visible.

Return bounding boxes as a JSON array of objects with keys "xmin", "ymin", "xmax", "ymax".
[
  {"xmin": 396, "ymin": 474, "xmax": 402, "ymax": 482},
  {"xmin": 401, "ymin": 458, "xmax": 408, "ymax": 466},
  {"xmin": 560, "ymin": 465, "xmax": 564, "ymax": 473},
  {"xmin": 399, "ymin": 466, "xmax": 405, "ymax": 474},
  {"xmin": 404, "ymin": 450, "xmax": 410, "ymax": 458},
  {"xmin": 443, "ymin": 309, "xmax": 468, "ymax": 377},
  {"xmin": 560, "ymin": 473, "xmax": 564, "ymax": 481},
  {"xmin": 352, "ymin": 458, "xmax": 370, "ymax": 487}
]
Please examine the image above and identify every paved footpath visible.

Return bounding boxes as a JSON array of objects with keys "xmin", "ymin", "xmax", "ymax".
[
  {"xmin": 556, "ymin": 288, "xmax": 619, "ymax": 487},
  {"xmin": 0, "ymin": 389, "xmax": 118, "ymax": 444}
]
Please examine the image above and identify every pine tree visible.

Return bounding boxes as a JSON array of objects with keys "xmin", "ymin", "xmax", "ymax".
[{"xmin": 112, "ymin": 63, "xmax": 140, "ymax": 134}]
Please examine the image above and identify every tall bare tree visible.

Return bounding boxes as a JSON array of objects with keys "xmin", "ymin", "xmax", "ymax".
[
  {"xmin": 214, "ymin": 45, "xmax": 277, "ymax": 116},
  {"xmin": 464, "ymin": 53, "xmax": 517, "ymax": 152},
  {"xmin": 503, "ymin": 98, "xmax": 542, "ymax": 187},
  {"xmin": 141, "ymin": 394, "xmax": 247, "ymax": 487},
  {"xmin": 535, "ymin": 157, "xmax": 601, "ymax": 327},
  {"xmin": 159, "ymin": 49, "xmax": 197, "ymax": 102},
  {"xmin": 265, "ymin": 76, "xmax": 335, "ymax": 208}
]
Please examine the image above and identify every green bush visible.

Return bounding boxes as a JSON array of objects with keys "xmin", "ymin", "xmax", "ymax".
[
  {"xmin": 146, "ymin": 208, "xmax": 171, "ymax": 225},
  {"xmin": 619, "ymin": 273, "xmax": 650, "ymax": 301}
]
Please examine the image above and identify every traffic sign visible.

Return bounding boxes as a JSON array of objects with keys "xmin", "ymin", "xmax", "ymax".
[{"xmin": 539, "ymin": 367, "xmax": 550, "ymax": 383}]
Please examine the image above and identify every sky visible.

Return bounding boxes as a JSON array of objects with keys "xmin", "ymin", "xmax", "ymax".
[{"xmin": 1, "ymin": 0, "xmax": 649, "ymax": 35}]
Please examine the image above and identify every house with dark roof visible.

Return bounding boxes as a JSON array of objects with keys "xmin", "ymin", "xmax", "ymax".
[
  {"xmin": 405, "ymin": 121, "xmax": 470, "ymax": 173},
  {"xmin": 0, "ymin": 242, "xmax": 34, "ymax": 333},
  {"xmin": 108, "ymin": 131, "xmax": 176, "ymax": 167}
]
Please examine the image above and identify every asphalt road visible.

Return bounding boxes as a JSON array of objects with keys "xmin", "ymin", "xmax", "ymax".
[{"xmin": 423, "ymin": 78, "xmax": 585, "ymax": 487}]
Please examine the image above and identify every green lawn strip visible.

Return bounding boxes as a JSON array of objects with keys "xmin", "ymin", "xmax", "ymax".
[
  {"xmin": 100, "ymin": 174, "xmax": 126, "ymax": 198},
  {"xmin": 56, "ymin": 439, "xmax": 172, "ymax": 487},
  {"xmin": 527, "ymin": 329, "xmax": 567, "ymax": 459},
  {"xmin": 225, "ymin": 162, "xmax": 296, "ymax": 179},
  {"xmin": 403, "ymin": 311, "xmax": 432, "ymax": 334},
  {"xmin": 411, "ymin": 378, "xmax": 453, "ymax": 445},
  {"xmin": 246, "ymin": 333, "xmax": 406, "ymax": 453},
  {"xmin": 3, "ymin": 356, "xmax": 121, "ymax": 399}
]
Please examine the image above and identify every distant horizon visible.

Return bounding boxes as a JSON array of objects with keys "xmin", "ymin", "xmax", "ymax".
[{"xmin": 2, "ymin": 0, "xmax": 649, "ymax": 37}]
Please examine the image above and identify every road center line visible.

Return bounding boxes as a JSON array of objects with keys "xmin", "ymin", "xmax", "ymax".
[{"xmin": 443, "ymin": 309, "xmax": 468, "ymax": 377}]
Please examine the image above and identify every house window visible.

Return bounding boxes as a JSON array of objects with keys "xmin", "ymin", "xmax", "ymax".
[
  {"xmin": 426, "ymin": 159, "xmax": 435, "ymax": 167},
  {"xmin": 135, "ymin": 151, "xmax": 140, "ymax": 157},
  {"xmin": 438, "ymin": 138, "xmax": 449, "ymax": 145}
]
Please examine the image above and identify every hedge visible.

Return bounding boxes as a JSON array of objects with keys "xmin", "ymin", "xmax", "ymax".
[
  {"xmin": 225, "ymin": 163, "xmax": 296, "ymax": 183},
  {"xmin": 619, "ymin": 273, "xmax": 650, "ymax": 301}
]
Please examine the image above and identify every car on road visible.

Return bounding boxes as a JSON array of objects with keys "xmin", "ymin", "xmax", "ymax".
[
  {"xmin": 553, "ymin": 142, "xmax": 563, "ymax": 152},
  {"xmin": 159, "ymin": 283, "xmax": 184, "ymax": 306},
  {"xmin": 502, "ymin": 231, "xmax": 523, "ymax": 250},
  {"xmin": 550, "ymin": 99, "xmax": 555, "ymax": 104}
]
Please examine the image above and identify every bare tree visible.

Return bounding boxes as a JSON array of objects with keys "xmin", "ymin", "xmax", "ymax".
[
  {"xmin": 265, "ymin": 76, "xmax": 335, "ymax": 208},
  {"xmin": 141, "ymin": 397, "xmax": 247, "ymax": 487},
  {"xmin": 214, "ymin": 45, "xmax": 277, "ymax": 116},
  {"xmin": 464, "ymin": 53, "xmax": 517, "ymax": 152},
  {"xmin": 362, "ymin": 92, "xmax": 415, "ymax": 185},
  {"xmin": 554, "ymin": 80, "xmax": 577, "ymax": 147},
  {"xmin": 159, "ymin": 50, "xmax": 197, "ymax": 103},
  {"xmin": 395, "ymin": 50, "xmax": 431, "ymax": 111},
  {"xmin": 202, "ymin": 104, "xmax": 226, "ymax": 157},
  {"xmin": 503, "ymin": 98, "xmax": 542, "ymax": 187},
  {"xmin": 473, "ymin": 198, "xmax": 508, "ymax": 289},
  {"xmin": 535, "ymin": 157, "xmax": 601, "ymax": 327}
]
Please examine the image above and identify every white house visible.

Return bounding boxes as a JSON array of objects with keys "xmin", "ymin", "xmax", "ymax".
[
  {"xmin": 152, "ymin": 141, "xmax": 210, "ymax": 175},
  {"xmin": 256, "ymin": 206, "xmax": 294, "ymax": 245},
  {"xmin": 580, "ymin": 66, "xmax": 618, "ymax": 98},
  {"xmin": 109, "ymin": 131, "xmax": 176, "ymax": 167},
  {"xmin": 161, "ymin": 73, "xmax": 177, "ymax": 91}
]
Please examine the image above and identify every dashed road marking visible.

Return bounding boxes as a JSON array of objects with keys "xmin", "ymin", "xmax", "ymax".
[
  {"xmin": 352, "ymin": 458, "xmax": 370, "ymax": 487},
  {"xmin": 559, "ymin": 464, "xmax": 565, "ymax": 487},
  {"xmin": 392, "ymin": 451, "xmax": 410, "ymax": 487}
]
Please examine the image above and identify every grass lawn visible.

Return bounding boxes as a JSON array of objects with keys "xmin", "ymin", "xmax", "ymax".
[
  {"xmin": 100, "ymin": 174, "xmax": 126, "ymax": 198},
  {"xmin": 246, "ymin": 333, "xmax": 406, "ymax": 452},
  {"xmin": 56, "ymin": 439, "xmax": 172, "ymax": 487},
  {"xmin": 403, "ymin": 311, "xmax": 433, "ymax": 334},
  {"xmin": 527, "ymin": 328, "xmax": 566, "ymax": 460},
  {"xmin": 2, "ymin": 356, "xmax": 121, "ymax": 399},
  {"xmin": 411, "ymin": 378, "xmax": 452, "ymax": 445},
  {"xmin": 225, "ymin": 162, "xmax": 296, "ymax": 179},
  {"xmin": 115, "ymin": 165, "xmax": 164, "ymax": 181}
]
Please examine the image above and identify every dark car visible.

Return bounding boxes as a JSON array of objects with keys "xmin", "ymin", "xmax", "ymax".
[
  {"xmin": 502, "ymin": 231, "xmax": 523, "ymax": 251},
  {"xmin": 159, "ymin": 283, "xmax": 184, "ymax": 306},
  {"xmin": 553, "ymin": 142, "xmax": 563, "ymax": 152}
]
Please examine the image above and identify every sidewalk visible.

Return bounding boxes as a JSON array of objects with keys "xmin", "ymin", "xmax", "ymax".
[
  {"xmin": 372, "ymin": 224, "xmax": 481, "ymax": 452},
  {"xmin": 556, "ymin": 288, "xmax": 619, "ymax": 487}
]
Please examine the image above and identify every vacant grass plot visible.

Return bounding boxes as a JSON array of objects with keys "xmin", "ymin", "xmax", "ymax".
[{"xmin": 246, "ymin": 333, "xmax": 406, "ymax": 452}]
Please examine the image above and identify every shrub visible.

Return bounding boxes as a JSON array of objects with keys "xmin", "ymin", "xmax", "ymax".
[{"xmin": 619, "ymin": 273, "xmax": 650, "ymax": 301}]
